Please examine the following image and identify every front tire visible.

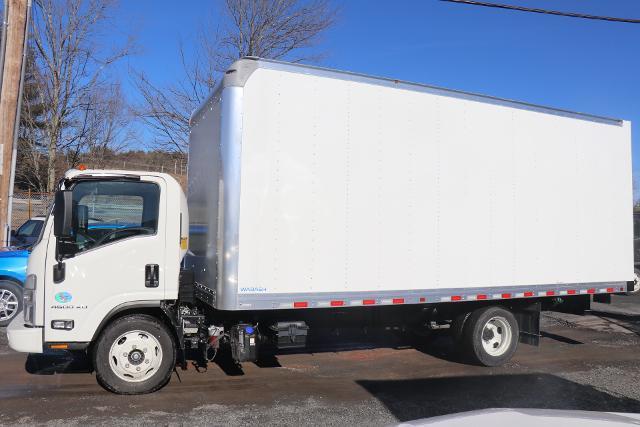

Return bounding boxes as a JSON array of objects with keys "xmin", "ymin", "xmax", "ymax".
[
  {"xmin": 0, "ymin": 281, "xmax": 23, "ymax": 327},
  {"xmin": 93, "ymin": 314, "xmax": 175, "ymax": 394},
  {"xmin": 463, "ymin": 306, "xmax": 519, "ymax": 367}
]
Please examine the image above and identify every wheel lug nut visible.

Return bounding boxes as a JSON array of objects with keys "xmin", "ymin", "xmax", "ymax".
[
  {"xmin": 123, "ymin": 352, "xmax": 128, "ymax": 357},
  {"xmin": 136, "ymin": 367, "xmax": 141, "ymax": 371},
  {"xmin": 125, "ymin": 364, "xmax": 130, "ymax": 368},
  {"xmin": 143, "ymin": 348, "xmax": 147, "ymax": 353},
  {"xmin": 145, "ymin": 360, "xmax": 149, "ymax": 364}
]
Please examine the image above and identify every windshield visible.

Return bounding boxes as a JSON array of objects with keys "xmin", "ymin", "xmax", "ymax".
[{"xmin": 16, "ymin": 220, "xmax": 43, "ymax": 237}]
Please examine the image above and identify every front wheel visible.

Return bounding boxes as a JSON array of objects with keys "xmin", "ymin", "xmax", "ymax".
[
  {"xmin": 93, "ymin": 314, "xmax": 175, "ymax": 394},
  {"xmin": 462, "ymin": 306, "xmax": 519, "ymax": 367}
]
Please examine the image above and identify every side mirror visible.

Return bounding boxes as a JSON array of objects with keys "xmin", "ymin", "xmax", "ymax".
[{"xmin": 53, "ymin": 190, "xmax": 74, "ymax": 240}]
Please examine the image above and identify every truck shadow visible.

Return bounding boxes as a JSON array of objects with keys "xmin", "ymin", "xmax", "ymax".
[
  {"xmin": 411, "ymin": 330, "xmax": 585, "ymax": 365},
  {"xmin": 589, "ymin": 310, "xmax": 640, "ymax": 337},
  {"xmin": 356, "ymin": 374, "xmax": 640, "ymax": 421},
  {"xmin": 25, "ymin": 351, "xmax": 92, "ymax": 375}
]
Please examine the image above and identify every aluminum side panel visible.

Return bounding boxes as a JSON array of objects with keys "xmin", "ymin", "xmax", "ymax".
[{"xmin": 188, "ymin": 87, "xmax": 244, "ymax": 310}]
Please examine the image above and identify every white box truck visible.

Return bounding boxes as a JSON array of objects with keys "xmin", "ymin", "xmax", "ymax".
[{"xmin": 8, "ymin": 58, "xmax": 634, "ymax": 394}]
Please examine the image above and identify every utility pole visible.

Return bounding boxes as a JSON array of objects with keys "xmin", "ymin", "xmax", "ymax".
[{"xmin": 0, "ymin": 0, "xmax": 31, "ymax": 245}]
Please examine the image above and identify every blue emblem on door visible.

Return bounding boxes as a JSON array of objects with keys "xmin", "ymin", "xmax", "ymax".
[{"xmin": 54, "ymin": 292, "xmax": 73, "ymax": 304}]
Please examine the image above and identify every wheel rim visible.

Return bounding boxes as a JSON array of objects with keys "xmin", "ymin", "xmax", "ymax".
[
  {"xmin": 108, "ymin": 330, "xmax": 163, "ymax": 382},
  {"xmin": 0, "ymin": 289, "xmax": 19, "ymax": 322},
  {"xmin": 481, "ymin": 316, "xmax": 512, "ymax": 357}
]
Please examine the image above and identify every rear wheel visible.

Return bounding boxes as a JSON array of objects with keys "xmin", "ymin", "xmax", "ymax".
[
  {"xmin": 463, "ymin": 306, "xmax": 519, "ymax": 366},
  {"xmin": 0, "ymin": 281, "xmax": 22, "ymax": 327},
  {"xmin": 93, "ymin": 314, "xmax": 175, "ymax": 394}
]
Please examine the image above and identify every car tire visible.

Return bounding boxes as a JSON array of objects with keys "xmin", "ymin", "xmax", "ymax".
[
  {"xmin": 462, "ymin": 306, "xmax": 519, "ymax": 367},
  {"xmin": 0, "ymin": 280, "xmax": 23, "ymax": 327},
  {"xmin": 93, "ymin": 314, "xmax": 175, "ymax": 395}
]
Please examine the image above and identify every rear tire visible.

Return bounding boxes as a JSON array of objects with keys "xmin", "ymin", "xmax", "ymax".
[
  {"xmin": 93, "ymin": 314, "xmax": 175, "ymax": 394},
  {"xmin": 0, "ymin": 281, "xmax": 23, "ymax": 327},
  {"xmin": 463, "ymin": 306, "xmax": 519, "ymax": 367}
]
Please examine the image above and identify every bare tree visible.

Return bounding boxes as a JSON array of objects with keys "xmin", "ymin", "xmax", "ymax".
[
  {"xmin": 15, "ymin": 46, "xmax": 49, "ymax": 193},
  {"xmin": 134, "ymin": 0, "xmax": 336, "ymax": 152},
  {"xmin": 64, "ymin": 82, "xmax": 133, "ymax": 170},
  {"xmin": 26, "ymin": 0, "xmax": 132, "ymax": 191}
]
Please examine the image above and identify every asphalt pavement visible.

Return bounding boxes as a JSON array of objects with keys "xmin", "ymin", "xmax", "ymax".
[{"xmin": 0, "ymin": 294, "xmax": 639, "ymax": 426}]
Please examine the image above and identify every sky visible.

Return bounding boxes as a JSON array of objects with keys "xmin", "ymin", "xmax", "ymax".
[{"xmin": 113, "ymin": 0, "xmax": 640, "ymax": 193}]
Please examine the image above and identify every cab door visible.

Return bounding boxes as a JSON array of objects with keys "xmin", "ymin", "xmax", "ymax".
[{"xmin": 44, "ymin": 177, "xmax": 167, "ymax": 343}]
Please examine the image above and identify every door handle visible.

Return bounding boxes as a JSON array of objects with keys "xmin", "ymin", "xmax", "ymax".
[{"xmin": 145, "ymin": 264, "xmax": 159, "ymax": 288}]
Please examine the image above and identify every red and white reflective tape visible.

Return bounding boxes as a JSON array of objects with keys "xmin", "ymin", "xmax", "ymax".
[{"xmin": 274, "ymin": 284, "xmax": 626, "ymax": 309}]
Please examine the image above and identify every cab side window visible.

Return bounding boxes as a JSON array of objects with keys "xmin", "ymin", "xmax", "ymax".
[{"xmin": 69, "ymin": 180, "xmax": 160, "ymax": 254}]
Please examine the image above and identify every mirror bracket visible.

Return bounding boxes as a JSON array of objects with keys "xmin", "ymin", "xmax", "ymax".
[{"xmin": 53, "ymin": 261, "xmax": 65, "ymax": 284}]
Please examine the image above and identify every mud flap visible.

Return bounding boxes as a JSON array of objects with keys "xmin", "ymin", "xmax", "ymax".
[{"xmin": 514, "ymin": 302, "xmax": 541, "ymax": 346}]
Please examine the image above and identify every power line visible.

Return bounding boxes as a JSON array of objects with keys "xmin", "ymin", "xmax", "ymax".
[{"xmin": 440, "ymin": 0, "xmax": 640, "ymax": 24}]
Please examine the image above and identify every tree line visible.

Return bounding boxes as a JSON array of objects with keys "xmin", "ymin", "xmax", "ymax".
[{"xmin": 4, "ymin": 0, "xmax": 335, "ymax": 192}]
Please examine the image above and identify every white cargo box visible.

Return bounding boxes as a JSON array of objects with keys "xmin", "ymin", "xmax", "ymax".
[{"xmin": 187, "ymin": 58, "xmax": 633, "ymax": 311}]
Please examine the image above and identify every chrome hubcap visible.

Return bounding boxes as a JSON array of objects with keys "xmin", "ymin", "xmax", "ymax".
[
  {"xmin": 481, "ymin": 316, "xmax": 512, "ymax": 357},
  {"xmin": 108, "ymin": 330, "xmax": 163, "ymax": 382},
  {"xmin": 0, "ymin": 289, "xmax": 19, "ymax": 322}
]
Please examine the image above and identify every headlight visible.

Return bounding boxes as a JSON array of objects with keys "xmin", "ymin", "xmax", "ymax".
[{"xmin": 23, "ymin": 274, "xmax": 36, "ymax": 325}]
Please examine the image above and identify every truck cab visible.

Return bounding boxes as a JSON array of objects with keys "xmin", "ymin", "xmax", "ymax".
[{"xmin": 7, "ymin": 169, "xmax": 188, "ymax": 357}]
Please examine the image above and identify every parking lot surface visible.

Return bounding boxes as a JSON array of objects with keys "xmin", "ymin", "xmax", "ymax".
[{"xmin": 0, "ymin": 294, "xmax": 639, "ymax": 426}]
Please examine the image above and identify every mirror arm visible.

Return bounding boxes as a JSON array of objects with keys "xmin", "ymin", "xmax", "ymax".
[{"xmin": 53, "ymin": 240, "xmax": 66, "ymax": 283}]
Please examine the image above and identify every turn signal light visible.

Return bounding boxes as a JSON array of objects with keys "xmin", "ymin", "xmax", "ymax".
[{"xmin": 49, "ymin": 344, "xmax": 69, "ymax": 350}]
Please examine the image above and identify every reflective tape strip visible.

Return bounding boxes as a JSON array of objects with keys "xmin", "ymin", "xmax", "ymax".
[{"xmin": 273, "ymin": 283, "xmax": 623, "ymax": 311}]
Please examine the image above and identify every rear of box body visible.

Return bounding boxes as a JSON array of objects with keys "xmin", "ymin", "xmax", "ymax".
[{"xmin": 187, "ymin": 59, "xmax": 633, "ymax": 311}]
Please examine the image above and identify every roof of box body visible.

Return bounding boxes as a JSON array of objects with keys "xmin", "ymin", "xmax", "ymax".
[{"xmin": 190, "ymin": 57, "xmax": 625, "ymax": 126}]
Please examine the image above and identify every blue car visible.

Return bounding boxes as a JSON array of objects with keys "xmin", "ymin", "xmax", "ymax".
[{"xmin": 0, "ymin": 247, "xmax": 28, "ymax": 326}]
